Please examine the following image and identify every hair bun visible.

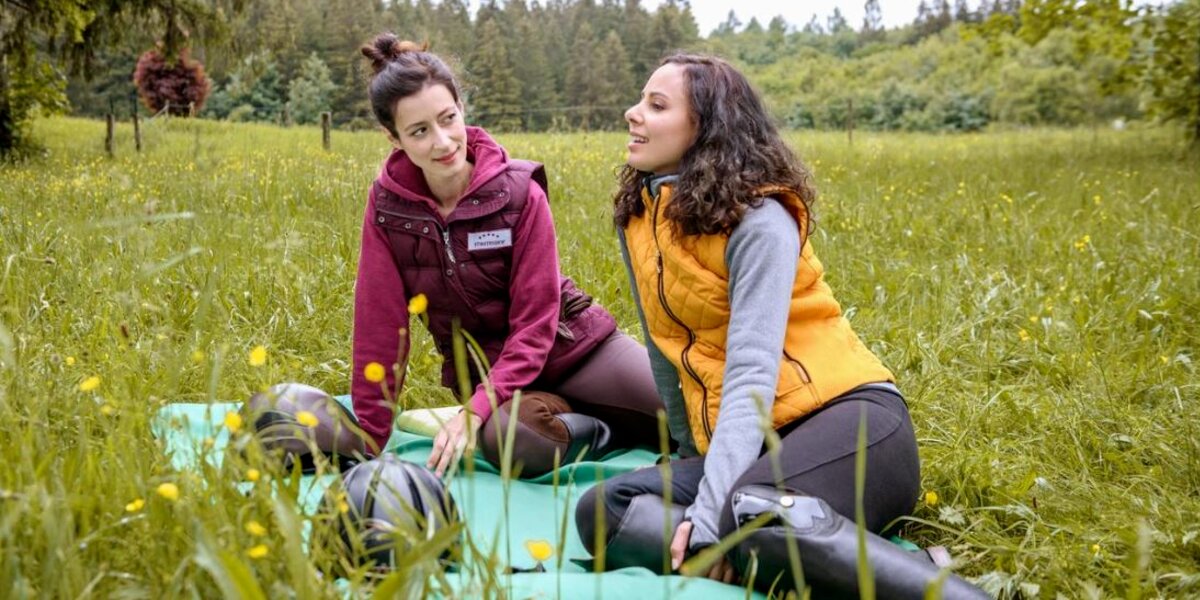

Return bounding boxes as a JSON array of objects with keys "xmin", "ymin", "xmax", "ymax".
[{"xmin": 361, "ymin": 34, "xmax": 429, "ymax": 75}]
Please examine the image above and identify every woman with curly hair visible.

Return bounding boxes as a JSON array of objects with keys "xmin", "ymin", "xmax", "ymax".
[{"xmin": 572, "ymin": 54, "xmax": 980, "ymax": 596}]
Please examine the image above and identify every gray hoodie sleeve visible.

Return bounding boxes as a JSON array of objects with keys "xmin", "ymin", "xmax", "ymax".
[
  {"xmin": 684, "ymin": 198, "xmax": 800, "ymax": 550},
  {"xmin": 616, "ymin": 228, "xmax": 698, "ymax": 457}
]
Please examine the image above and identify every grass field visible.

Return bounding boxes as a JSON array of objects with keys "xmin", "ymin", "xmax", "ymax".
[{"xmin": 1, "ymin": 116, "xmax": 1198, "ymax": 597}]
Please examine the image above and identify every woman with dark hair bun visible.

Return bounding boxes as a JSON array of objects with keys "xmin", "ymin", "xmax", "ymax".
[
  {"xmin": 351, "ymin": 33, "xmax": 664, "ymax": 479},
  {"xmin": 574, "ymin": 54, "xmax": 985, "ymax": 597}
]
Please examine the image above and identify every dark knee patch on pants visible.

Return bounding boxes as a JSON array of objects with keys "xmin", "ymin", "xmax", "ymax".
[{"xmin": 717, "ymin": 393, "xmax": 919, "ymax": 537}]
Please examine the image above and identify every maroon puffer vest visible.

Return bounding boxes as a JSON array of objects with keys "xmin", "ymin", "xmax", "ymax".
[{"xmin": 371, "ymin": 160, "xmax": 616, "ymax": 389}]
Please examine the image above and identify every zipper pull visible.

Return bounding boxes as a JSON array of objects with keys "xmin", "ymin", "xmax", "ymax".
[
  {"xmin": 656, "ymin": 253, "xmax": 663, "ymax": 274},
  {"xmin": 442, "ymin": 228, "xmax": 457, "ymax": 265}
]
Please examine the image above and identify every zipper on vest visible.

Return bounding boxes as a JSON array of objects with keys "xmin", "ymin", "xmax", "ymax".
[
  {"xmin": 441, "ymin": 227, "xmax": 457, "ymax": 265},
  {"xmin": 650, "ymin": 194, "xmax": 713, "ymax": 441}
]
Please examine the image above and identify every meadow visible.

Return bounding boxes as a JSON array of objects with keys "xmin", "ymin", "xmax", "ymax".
[{"xmin": 1, "ymin": 116, "xmax": 1198, "ymax": 598}]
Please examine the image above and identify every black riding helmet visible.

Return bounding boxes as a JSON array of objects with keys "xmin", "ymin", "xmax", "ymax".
[
  {"xmin": 332, "ymin": 454, "xmax": 459, "ymax": 569},
  {"xmin": 242, "ymin": 382, "xmax": 372, "ymax": 474}
]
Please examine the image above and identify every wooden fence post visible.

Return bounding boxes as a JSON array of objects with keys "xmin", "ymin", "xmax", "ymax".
[
  {"xmin": 321, "ymin": 112, "xmax": 331, "ymax": 151},
  {"xmin": 105, "ymin": 113, "xmax": 115, "ymax": 157},
  {"xmin": 132, "ymin": 98, "xmax": 141, "ymax": 152}
]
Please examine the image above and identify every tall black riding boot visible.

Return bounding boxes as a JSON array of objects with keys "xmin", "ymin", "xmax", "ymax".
[{"xmin": 730, "ymin": 485, "xmax": 991, "ymax": 599}]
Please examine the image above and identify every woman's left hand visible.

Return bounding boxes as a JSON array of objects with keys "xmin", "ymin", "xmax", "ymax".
[
  {"xmin": 670, "ymin": 520, "xmax": 738, "ymax": 584},
  {"xmin": 704, "ymin": 555, "xmax": 738, "ymax": 584}
]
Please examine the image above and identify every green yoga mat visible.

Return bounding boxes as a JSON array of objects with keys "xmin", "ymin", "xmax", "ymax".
[{"xmin": 155, "ymin": 398, "xmax": 768, "ymax": 599}]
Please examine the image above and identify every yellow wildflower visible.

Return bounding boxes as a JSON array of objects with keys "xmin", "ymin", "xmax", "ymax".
[
  {"xmin": 1160, "ymin": 356, "xmax": 1169, "ymax": 365},
  {"xmin": 246, "ymin": 544, "xmax": 269, "ymax": 559},
  {"xmin": 364, "ymin": 361, "xmax": 386, "ymax": 383},
  {"xmin": 191, "ymin": 350, "xmax": 205, "ymax": 364},
  {"xmin": 223, "ymin": 411, "xmax": 244, "ymax": 433},
  {"xmin": 66, "ymin": 356, "xmax": 76, "ymax": 366},
  {"xmin": 156, "ymin": 483, "xmax": 180, "ymax": 502},
  {"xmin": 1018, "ymin": 329, "xmax": 1031, "ymax": 342},
  {"xmin": 248, "ymin": 345, "xmax": 267, "ymax": 367},
  {"xmin": 525, "ymin": 539, "xmax": 554, "ymax": 562},
  {"xmin": 246, "ymin": 469, "xmax": 261, "ymax": 482},
  {"xmin": 408, "ymin": 293, "xmax": 428, "ymax": 315},
  {"xmin": 1091, "ymin": 543, "xmax": 1101, "ymax": 556},
  {"xmin": 100, "ymin": 404, "xmax": 116, "ymax": 416},
  {"xmin": 79, "ymin": 376, "xmax": 101, "ymax": 392},
  {"xmin": 125, "ymin": 498, "xmax": 145, "ymax": 513},
  {"xmin": 296, "ymin": 411, "xmax": 319, "ymax": 428},
  {"xmin": 245, "ymin": 521, "xmax": 268, "ymax": 537},
  {"xmin": 924, "ymin": 490, "xmax": 939, "ymax": 506}
]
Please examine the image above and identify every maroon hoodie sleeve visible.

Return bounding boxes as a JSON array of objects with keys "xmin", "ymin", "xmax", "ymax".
[
  {"xmin": 351, "ymin": 191, "xmax": 411, "ymax": 453},
  {"xmin": 468, "ymin": 181, "xmax": 561, "ymax": 419}
]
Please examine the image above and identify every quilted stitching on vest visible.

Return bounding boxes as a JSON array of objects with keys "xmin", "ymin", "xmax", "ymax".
[{"xmin": 625, "ymin": 183, "xmax": 895, "ymax": 453}]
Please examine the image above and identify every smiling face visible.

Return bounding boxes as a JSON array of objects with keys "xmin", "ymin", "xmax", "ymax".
[
  {"xmin": 386, "ymin": 83, "xmax": 469, "ymax": 179},
  {"xmin": 624, "ymin": 63, "xmax": 698, "ymax": 176}
]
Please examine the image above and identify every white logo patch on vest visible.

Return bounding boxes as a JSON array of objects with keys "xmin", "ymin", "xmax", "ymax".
[{"xmin": 467, "ymin": 229, "xmax": 513, "ymax": 251}]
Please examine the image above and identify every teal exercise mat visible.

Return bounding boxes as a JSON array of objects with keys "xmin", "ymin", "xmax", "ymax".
[{"xmin": 154, "ymin": 399, "xmax": 768, "ymax": 599}]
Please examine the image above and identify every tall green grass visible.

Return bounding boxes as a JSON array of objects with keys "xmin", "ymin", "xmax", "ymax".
[{"xmin": 1, "ymin": 116, "xmax": 1197, "ymax": 597}]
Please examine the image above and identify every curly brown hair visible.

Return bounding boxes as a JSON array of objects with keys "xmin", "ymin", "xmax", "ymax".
[{"xmin": 613, "ymin": 53, "xmax": 816, "ymax": 238}]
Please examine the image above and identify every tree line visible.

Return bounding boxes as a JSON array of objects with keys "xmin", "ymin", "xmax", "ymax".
[{"xmin": 3, "ymin": 0, "xmax": 1198, "ymax": 155}]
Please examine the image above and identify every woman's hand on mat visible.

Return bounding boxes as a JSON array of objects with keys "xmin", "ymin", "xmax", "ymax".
[
  {"xmin": 428, "ymin": 410, "xmax": 481, "ymax": 477},
  {"xmin": 704, "ymin": 556, "xmax": 737, "ymax": 584},
  {"xmin": 670, "ymin": 520, "xmax": 692, "ymax": 571},
  {"xmin": 671, "ymin": 521, "xmax": 737, "ymax": 583}
]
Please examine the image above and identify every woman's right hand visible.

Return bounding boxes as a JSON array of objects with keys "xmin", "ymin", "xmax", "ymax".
[{"xmin": 427, "ymin": 409, "xmax": 482, "ymax": 477}]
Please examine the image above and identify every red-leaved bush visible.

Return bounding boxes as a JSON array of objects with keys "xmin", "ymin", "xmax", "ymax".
[{"xmin": 133, "ymin": 49, "xmax": 210, "ymax": 116}]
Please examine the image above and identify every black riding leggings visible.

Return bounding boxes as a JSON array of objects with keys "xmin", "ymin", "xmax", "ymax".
[{"xmin": 576, "ymin": 386, "xmax": 921, "ymax": 554}]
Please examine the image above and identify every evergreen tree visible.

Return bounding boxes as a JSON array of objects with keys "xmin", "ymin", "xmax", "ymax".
[
  {"xmin": 621, "ymin": 0, "xmax": 654, "ymax": 85},
  {"xmin": 468, "ymin": 18, "xmax": 521, "ymax": 131},
  {"xmin": 435, "ymin": 0, "xmax": 474, "ymax": 60},
  {"xmin": 936, "ymin": 0, "xmax": 954, "ymax": 31},
  {"xmin": 954, "ymin": 0, "xmax": 976, "ymax": 23},
  {"xmin": 539, "ymin": 0, "xmax": 573, "ymax": 125},
  {"xmin": 319, "ymin": 0, "xmax": 383, "ymax": 127},
  {"xmin": 288, "ymin": 52, "xmax": 336, "ymax": 125},
  {"xmin": 862, "ymin": 0, "xmax": 885, "ymax": 39},
  {"xmin": 645, "ymin": 0, "xmax": 700, "ymax": 62},
  {"xmin": 714, "ymin": 10, "xmax": 742, "ymax": 37},
  {"xmin": 767, "ymin": 16, "xmax": 789, "ymax": 55},
  {"xmin": 564, "ymin": 21, "xmax": 602, "ymax": 128},
  {"xmin": 827, "ymin": 8, "xmax": 850, "ymax": 34},
  {"xmin": 593, "ymin": 30, "xmax": 634, "ymax": 129},
  {"xmin": 803, "ymin": 14, "xmax": 825, "ymax": 35},
  {"xmin": 512, "ymin": 10, "xmax": 561, "ymax": 130}
]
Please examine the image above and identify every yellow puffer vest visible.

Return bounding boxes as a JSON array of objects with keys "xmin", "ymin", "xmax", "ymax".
[{"xmin": 624, "ymin": 182, "xmax": 894, "ymax": 453}]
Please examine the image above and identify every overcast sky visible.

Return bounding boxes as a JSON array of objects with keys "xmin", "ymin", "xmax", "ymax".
[{"xmin": 659, "ymin": 0, "xmax": 929, "ymax": 35}]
